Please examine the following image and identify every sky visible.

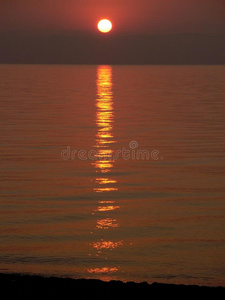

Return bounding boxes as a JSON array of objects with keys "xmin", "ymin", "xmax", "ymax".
[{"xmin": 0, "ymin": 0, "xmax": 225, "ymax": 64}]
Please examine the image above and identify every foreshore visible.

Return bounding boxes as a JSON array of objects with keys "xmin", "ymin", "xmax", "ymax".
[{"xmin": 1, "ymin": 273, "xmax": 224, "ymax": 300}]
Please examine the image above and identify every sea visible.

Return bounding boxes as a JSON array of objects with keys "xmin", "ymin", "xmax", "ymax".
[{"xmin": 0, "ymin": 64, "xmax": 225, "ymax": 287}]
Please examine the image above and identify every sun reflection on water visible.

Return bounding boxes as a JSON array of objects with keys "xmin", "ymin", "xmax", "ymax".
[
  {"xmin": 93, "ymin": 65, "xmax": 118, "ymax": 190},
  {"xmin": 96, "ymin": 205, "xmax": 120, "ymax": 212},
  {"xmin": 87, "ymin": 267, "xmax": 118, "ymax": 274},
  {"xmin": 92, "ymin": 240, "xmax": 123, "ymax": 251},
  {"xmin": 89, "ymin": 66, "xmax": 122, "ymax": 279},
  {"xmin": 96, "ymin": 218, "xmax": 119, "ymax": 230}
]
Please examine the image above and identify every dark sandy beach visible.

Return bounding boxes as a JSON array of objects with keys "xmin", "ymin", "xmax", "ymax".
[{"xmin": 1, "ymin": 273, "xmax": 224, "ymax": 300}]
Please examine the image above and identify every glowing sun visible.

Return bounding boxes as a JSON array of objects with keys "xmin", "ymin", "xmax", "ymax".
[{"xmin": 97, "ymin": 19, "xmax": 112, "ymax": 33}]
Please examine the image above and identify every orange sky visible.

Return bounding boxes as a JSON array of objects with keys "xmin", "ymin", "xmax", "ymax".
[
  {"xmin": 0, "ymin": 0, "xmax": 224, "ymax": 64},
  {"xmin": 0, "ymin": 0, "xmax": 224, "ymax": 34}
]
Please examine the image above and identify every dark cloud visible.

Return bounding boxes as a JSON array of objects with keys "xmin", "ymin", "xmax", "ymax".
[{"xmin": 1, "ymin": 31, "xmax": 224, "ymax": 64}]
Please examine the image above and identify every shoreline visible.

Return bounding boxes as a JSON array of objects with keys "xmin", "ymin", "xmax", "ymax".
[{"xmin": 1, "ymin": 273, "xmax": 224, "ymax": 299}]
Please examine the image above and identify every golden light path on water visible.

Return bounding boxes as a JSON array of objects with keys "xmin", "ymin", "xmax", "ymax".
[
  {"xmin": 88, "ymin": 66, "xmax": 122, "ymax": 278},
  {"xmin": 93, "ymin": 65, "xmax": 118, "ymax": 193}
]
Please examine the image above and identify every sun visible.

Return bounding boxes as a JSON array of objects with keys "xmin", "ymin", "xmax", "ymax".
[{"xmin": 97, "ymin": 19, "xmax": 112, "ymax": 33}]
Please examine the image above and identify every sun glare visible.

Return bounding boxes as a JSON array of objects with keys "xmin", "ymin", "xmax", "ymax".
[{"xmin": 97, "ymin": 19, "xmax": 112, "ymax": 33}]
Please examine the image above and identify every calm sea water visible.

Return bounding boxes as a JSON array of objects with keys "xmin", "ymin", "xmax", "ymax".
[{"xmin": 0, "ymin": 65, "xmax": 225, "ymax": 286}]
